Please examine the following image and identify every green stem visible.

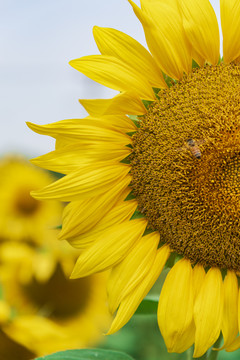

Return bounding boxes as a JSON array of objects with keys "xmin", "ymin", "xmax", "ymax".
[
  {"xmin": 186, "ymin": 347, "xmax": 193, "ymax": 360},
  {"xmin": 194, "ymin": 352, "xmax": 208, "ymax": 360},
  {"xmin": 208, "ymin": 334, "xmax": 223, "ymax": 360},
  {"xmin": 207, "ymin": 351, "xmax": 219, "ymax": 360},
  {"xmin": 189, "ymin": 334, "xmax": 223, "ymax": 360}
]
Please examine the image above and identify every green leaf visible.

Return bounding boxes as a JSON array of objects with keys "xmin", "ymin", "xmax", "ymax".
[
  {"xmin": 128, "ymin": 114, "xmax": 141, "ymax": 128},
  {"xmin": 135, "ymin": 295, "xmax": 159, "ymax": 315},
  {"xmin": 130, "ymin": 209, "xmax": 145, "ymax": 220},
  {"xmin": 54, "ymin": 224, "xmax": 62, "ymax": 230},
  {"xmin": 124, "ymin": 192, "xmax": 136, "ymax": 201},
  {"xmin": 128, "ymin": 115, "xmax": 139, "ymax": 121},
  {"xmin": 162, "ymin": 73, "xmax": 176, "ymax": 88},
  {"xmin": 34, "ymin": 348, "xmax": 135, "ymax": 360},
  {"xmin": 0, "ymin": 283, "xmax": 3, "ymax": 299},
  {"xmin": 142, "ymin": 99, "xmax": 153, "ymax": 109},
  {"xmin": 192, "ymin": 59, "xmax": 200, "ymax": 69}
]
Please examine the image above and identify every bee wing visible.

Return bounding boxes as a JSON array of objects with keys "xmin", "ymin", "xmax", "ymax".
[
  {"xmin": 197, "ymin": 139, "xmax": 205, "ymax": 146},
  {"xmin": 176, "ymin": 145, "xmax": 186, "ymax": 152}
]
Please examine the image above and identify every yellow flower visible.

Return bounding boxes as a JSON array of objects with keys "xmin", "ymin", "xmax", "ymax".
[
  {"xmin": 0, "ymin": 300, "xmax": 35, "ymax": 360},
  {"xmin": 27, "ymin": 0, "xmax": 240, "ymax": 357},
  {"xmin": 1, "ymin": 269, "xmax": 110, "ymax": 357},
  {"xmin": 0, "ymin": 156, "xmax": 73, "ymax": 283},
  {"xmin": 0, "ymin": 156, "xmax": 111, "ymax": 356},
  {"xmin": 0, "ymin": 155, "xmax": 61, "ymax": 244}
]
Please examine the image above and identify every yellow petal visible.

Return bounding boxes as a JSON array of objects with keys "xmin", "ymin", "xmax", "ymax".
[
  {"xmin": 31, "ymin": 143, "xmax": 131, "ymax": 174},
  {"xmin": 79, "ymin": 91, "xmax": 147, "ymax": 117},
  {"xmin": 93, "ymin": 26, "xmax": 166, "ymax": 88},
  {"xmin": 158, "ymin": 259, "xmax": 195, "ymax": 353},
  {"xmin": 108, "ymin": 231, "xmax": 160, "ymax": 314},
  {"xmin": 3, "ymin": 315, "xmax": 65, "ymax": 356},
  {"xmin": 89, "ymin": 114, "xmax": 137, "ymax": 132},
  {"xmin": 60, "ymin": 186, "xmax": 135, "ymax": 241},
  {"xmin": 33, "ymin": 254, "xmax": 55, "ymax": 282},
  {"xmin": 225, "ymin": 336, "xmax": 240, "ymax": 352},
  {"xmin": 67, "ymin": 197, "xmax": 137, "ymax": 249},
  {"xmin": 107, "ymin": 244, "xmax": 170, "ymax": 334},
  {"xmin": 179, "ymin": 0, "xmax": 220, "ymax": 65},
  {"xmin": 192, "ymin": 48, "xmax": 206, "ymax": 67},
  {"xmin": 220, "ymin": 0, "xmax": 240, "ymax": 63},
  {"xmin": 128, "ymin": 0, "xmax": 192, "ymax": 80},
  {"xmin": 70, "ymin": 218, "xmax": 148, "ymax": 278},
  {"xmin": 0, "ymin": 301, "xmax": 11, "ymax": 324},
  {"xmin": 27, "ymin": 119, "xmax": 131, "ymax": 146},
  {"xmin": 193, "ymin": 264, "xmax": 206, "ymax": 300},
  {"xmin": 31, "ymin": 164, "xmax": 131, "ymax": 201},
  {"xmin": 69, "ymin": 55, "xmax": 155, "ymax": 100},
  {"xmin": 227, "ymin": 287, "xmax": 240, "ymax": 351},
  {"xmin": 218, "ymin": 271, "xmax": 238, "ymax": 349},
  {"xmin": 193, "ymin": 268, "xmax": 224, "ymax": 358}
]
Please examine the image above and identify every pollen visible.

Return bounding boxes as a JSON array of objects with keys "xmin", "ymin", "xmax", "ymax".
[{"xmin": 131, "ymin": 63, "xmax": 240, "ymax": 271}]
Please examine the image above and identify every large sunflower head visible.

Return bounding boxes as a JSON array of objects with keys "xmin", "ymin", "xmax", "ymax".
[{"xmin": 27, "ymin": 0, "xmax": 240, "ymax": 357}]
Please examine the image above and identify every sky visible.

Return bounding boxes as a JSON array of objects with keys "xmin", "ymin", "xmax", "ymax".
[{"xmin": 1, "ymin": 0, "xmax": 221, "ymax": 158}]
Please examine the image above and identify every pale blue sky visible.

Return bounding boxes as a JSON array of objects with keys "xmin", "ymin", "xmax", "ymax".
[{"xmin": 1, "ymin": 0, "xmax": 221, "ymax": 157}]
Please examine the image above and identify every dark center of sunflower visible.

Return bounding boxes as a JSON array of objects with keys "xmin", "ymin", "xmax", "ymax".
[
  {"xmin": 131, "ymin": 63, "xmax": 240, "ymax": 271},
  {"xmin": 0, "ymin": 329, "xmax": 35, "ymax": 360},
  {"xmin": 22, "ymin": 264, "xmax": 91, "ymax": 319},
  {"xmin": 15, "ymin": 188, "xmax": 40, "ymax": 216}
]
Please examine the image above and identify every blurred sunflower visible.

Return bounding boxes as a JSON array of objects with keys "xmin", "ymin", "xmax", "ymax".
[
  {"xmin": 1, "ymin": 269, "xmax": 110, "ymax": 357},
  {"xmin": 27, "ymin": 0, "xmax": 240, "ymax": 357},
  {"xmin": 0, "ymin": 157, "xmax": 110, "ymax": 357},
  {"xmin": 0, "ymin": 300, "xmax": 35, "ymax": 360},
  {"xmin": 0, "ymin": 156, "xmax": 76, "ymax": 283},
  {"xmin": 0, "ymin": 156, "xmax": 61, "ymax": 244}
]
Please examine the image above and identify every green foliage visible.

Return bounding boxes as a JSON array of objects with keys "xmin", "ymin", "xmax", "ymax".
[
  {"xmin": 34, "ymin": 348, "xmax": 135, "ymax": 360},
  {"xmin": 162, "ymin": 73, "xmax": 176, "ymax": 88},
  {"xmin": 142, "ymin": 99, "xmax": 154, "ymax": 109},
  {"xmin": 192, "ymin": 59, "xmax": 200, "ymax": 69},
  {"xmin": 101, "ymin": 316, "xmax": 185, "ymax": 360},
  {"xmin": 0, "ymin": 283, "xmax": 3, "ymax": 299},
  {"xmin": 218, "ymin": 55, "xmax": 223, "ymax": 64},
  {"xmin": 120, "ymin": 155, "xmax": 131, "ymax": 165},
  {"xmin": 130, "ymin": 209, "xmax": 145, "ymax": 220},
  {"xmin": 128, "ymin": 115, "xmax": 141, "ymax": 128},
  {"xmin": 135, "ymin": 296, "xmax": 159, "ymax": 315}
]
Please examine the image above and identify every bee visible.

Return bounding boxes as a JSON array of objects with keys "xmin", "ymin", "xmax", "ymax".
[
  {"xmin": 177, "ymin": 138, "xmax": 205, "ymax": 159},
  {"xmin": 186, "ymin": 138, "xmax": 202, "ymax": 159}
]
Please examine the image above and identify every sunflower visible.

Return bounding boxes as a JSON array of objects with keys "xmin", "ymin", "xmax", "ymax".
[
  {"xmin": 0, "ymin": 156, "xmax": 76, "ymax": 283},
  {"xmin": 0, "ymin": 155, "xmax": 62, "ymax": 244},
  {"xmin": 0, "ymin": 156, "xmax": 111, "ymax": 356},
  {"xmin": 1, "ymin": 268, "xmax": 110, "ymax": 357},
  {"xmin": 0, "ymin": 300, "xmax": 35, "ymax": 360},
  {"xmin": 27, "ymin": 0, "xmax": 240, "ymax": 357}
]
